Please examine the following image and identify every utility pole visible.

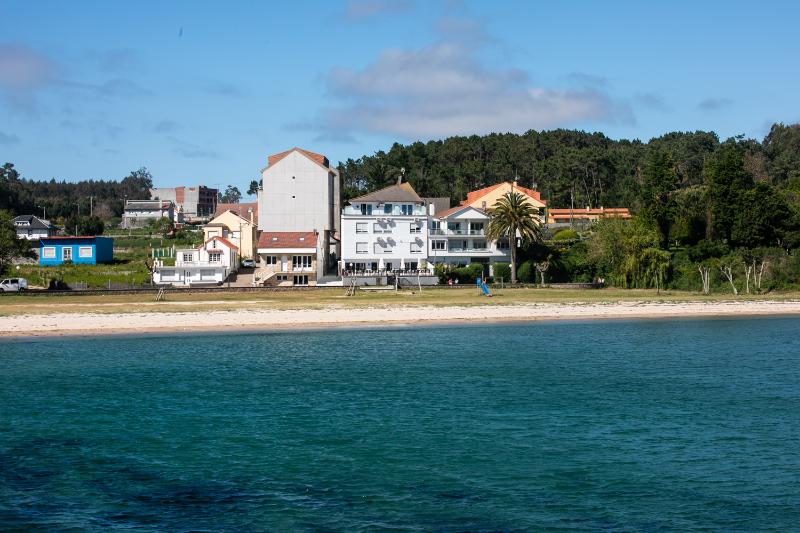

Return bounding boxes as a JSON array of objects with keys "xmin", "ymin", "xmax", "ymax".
[{"xmin": 88, "ymin": 196, "xmax": 94, "ymax": 217}]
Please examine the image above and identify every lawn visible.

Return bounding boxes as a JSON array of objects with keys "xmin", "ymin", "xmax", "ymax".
[{"xmin": 1, "ymin": 286, "xmax": 799, "ymax": 316}]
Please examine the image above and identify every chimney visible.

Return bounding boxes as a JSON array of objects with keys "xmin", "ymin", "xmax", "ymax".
[{"xmin": 248, "ymin": 207, "xmax": 253, "ymax": 225}]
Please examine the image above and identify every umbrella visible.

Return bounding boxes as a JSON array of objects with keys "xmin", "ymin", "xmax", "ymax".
[
  {"xmin": 378, "ymin": 257, "xmax": 385, "ymax": 271},
  {"xmin": 400, "ymin": 258, "xmax": 406, "ymax": 271}
]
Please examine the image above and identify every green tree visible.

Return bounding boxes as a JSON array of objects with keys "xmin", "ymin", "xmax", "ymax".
[
  {"xmin": 763, "ymin": 123, "xmax": 800, "ymax": 184},
  {"xmin": 152, "ymin": 216, "xmax": 174, "ymax": 238},
  {"xmin": 0, "ymin": 210, "xmax": 35, "ymax": 274},
  {"xmin": 64, "ymin": 215, "xmax": 104, "ymax": 236},
  {"xmin": 219, "ymin": 185, "xmax": 242, "ymax": 203},
  {"xmin": 486, "ymin": 191, "xmax": 543, "ymax": 283},
  {"xmin": 247, "ymin": 180, "xmax": 260, "ymax": 196},
  {"xmin": 704, "ymin": 141, "xmax": 753, "ymax": 243},
  {"xmin": 640, "ymin": 148, "xmax": 679, "ymax": 249}
]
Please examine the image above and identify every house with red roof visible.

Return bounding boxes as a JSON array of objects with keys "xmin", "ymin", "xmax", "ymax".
[
  {"xmin": 152, "ymin": 236, "xmax": 239, "ymax": 286},
  {"xmin": 255, "ymin": 231, "xmax": 318, "ymax": 286}
]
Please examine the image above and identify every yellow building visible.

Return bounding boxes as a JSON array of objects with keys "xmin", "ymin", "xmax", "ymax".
[
  {"xmin": 460, "ymin": 181, "xmax": 547, "ymax": 222},
  {"xmin": 202, "ymin": 209, "xmax": 258, "ymax": 259}
]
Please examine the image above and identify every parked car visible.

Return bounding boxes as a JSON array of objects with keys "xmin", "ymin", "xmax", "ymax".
[
  {"xmin": 0, "ymin": 278, "xmax": 28, "ymax": 292},
  {"xmin": 241, "ymin": 258, "xmax": 256, "ymax": 268}
]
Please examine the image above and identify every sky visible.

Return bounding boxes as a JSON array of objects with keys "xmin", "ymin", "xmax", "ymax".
[{"xmin": 1, "ymin": 0, "xmax": 799, "ymax": 196}]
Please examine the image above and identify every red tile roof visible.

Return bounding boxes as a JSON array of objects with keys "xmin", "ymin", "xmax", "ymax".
[
  {"xmin": 462, "ymin": 182, "xmax": 547, "ymax": 207},
  {"xmin": 257, "ymin": 231, "xmax": 317, "ymax": 249},
  {"xmin": 202, "ymin": 236, "xmax": 239, "ymax": 250},
  {"xmin": 267, "ymin": 147, "xmax": 329, "ymax": 168}
]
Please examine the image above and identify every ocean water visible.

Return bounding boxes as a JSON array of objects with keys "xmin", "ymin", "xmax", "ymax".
[{"xmin": 1, "ymin": 318, "xmax": 799, "ymax": 531}]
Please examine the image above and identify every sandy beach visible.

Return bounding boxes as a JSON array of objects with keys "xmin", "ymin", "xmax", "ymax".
[{"xmin": 2, "ymin": 299, "xmax": 800, "ymax": 338}]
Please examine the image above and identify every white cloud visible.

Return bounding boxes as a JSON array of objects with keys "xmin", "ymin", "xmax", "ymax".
[
  {"xmin": 320, "ymin": 39, "xmax": 626, "ymax": 139},
  {"xmin": 698, "ymin": 97, "xmax": 733, "ymax": 111}
]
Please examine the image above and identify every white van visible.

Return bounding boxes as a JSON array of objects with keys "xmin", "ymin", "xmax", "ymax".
[{"xmin": 0, "ymin": 278, "xmax": 28, "ymax": 292}]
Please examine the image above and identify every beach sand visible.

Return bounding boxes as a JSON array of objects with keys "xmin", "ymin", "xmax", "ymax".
[{"xmin": 2, "ymin": 299, "xmax": 800, "ymax": 338}]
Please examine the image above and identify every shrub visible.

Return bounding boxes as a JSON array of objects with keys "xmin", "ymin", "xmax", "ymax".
[
  {"xmin": 553, "ymin": 229, "xmax": 579, "ymax": 241},
  {"xmin": 493, "ymin": 262, "xmax": 510, "ymax": 282},
  {"xmin": 517, "ymin": 260, "xmax": 536, "ymax": 283}
]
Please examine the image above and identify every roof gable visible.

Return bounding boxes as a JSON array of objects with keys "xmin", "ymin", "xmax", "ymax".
[
  {"xmin": 201, "ymin": 236, "xmax": 238, "ymax": 251},
  {"xmin": 349, "ymin": 182, "xmax": 423, "ymax": 204},
  {"xmin": 436, "ymin": 205, "xmax": 488, "ymax": 220},
  {"xmin": 264, "ymin": 147, "xmax": 335, "ymax": 175}
]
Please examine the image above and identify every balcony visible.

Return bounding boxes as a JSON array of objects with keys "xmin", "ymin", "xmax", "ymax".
[{"xmin": 429, "ymin": 229, "xmax": 485, "ymax": 236}]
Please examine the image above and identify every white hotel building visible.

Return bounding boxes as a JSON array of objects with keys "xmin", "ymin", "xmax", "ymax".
[{"xmin": 341, "ymin": 182, "xmax": 447, "ymax": 274}]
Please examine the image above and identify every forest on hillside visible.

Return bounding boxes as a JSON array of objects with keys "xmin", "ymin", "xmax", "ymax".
[{"xmin": 337, "ymin": 123, "xmax": 800, "ymax": 211}]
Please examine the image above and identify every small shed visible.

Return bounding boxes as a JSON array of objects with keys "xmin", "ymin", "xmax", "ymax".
[{"xmin": 39, "ymin": 236, "xmax": 114, "ymax": 266}]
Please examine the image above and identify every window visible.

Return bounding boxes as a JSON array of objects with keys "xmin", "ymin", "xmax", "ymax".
[
  {"xmin": 209, "ymin": 252, "xmax": 222, "ymax": 263},
  {"xmin": 447, "ymin": 222, "xmax": 461, "ymax": 233},
  {"xmin": 409, "ymin": 222, "xmax": 421, "ymax": 234},
  {"xmin": 470, "ymin": 222, "xmax": 484, "ymax": 234},
  {"xmin": 62, "ymin": 247, "xmax": 72, "ymax": 261},
  {"xmin": 373, "ymin": 223, "xmax": 391, "ymax": 233},
  {"xmin": 410, "ymin": 242, "xmax": 422, "ymax": 254},
  {"xmin": 293, "ymin": 275, "xmax": 309, "ymax": 286},
  {"xmin": 42, "ymin": 247, "xmax": 56, "ymax": 259},
  {"xmin": 383, "ymin": 203, "xmax": 393, "ymax": 214},
  {"xmin": 374, "ymin": 243, "xmax": 393, "ymax": 254},
  {"xmin": 277, "ymin": 274, "xmax": 288, "ymax": 281},
  {"xmin": 360, "ymin": 204, "xmax": 373, "ymax": 215},
  {"xmin": 431, "ymin": 240, "xmax": 446, "ymax": 251},
  {"xmin": 497, "ymin": 239, "xmax": 510, "ymax": 250},
  {"xmin": 207, "ymin": 230, "xmax": 219, "ymax": 238},
  {"xmin": 78, "ymin": 246, "xmax": 93, "ymax": 258},
  {"xmin": 265, "ymin": 255, "xmax": 277, "ymax": 265},
  {"xmin": 292, "ymin": 255, "xmax": 312, "ymax": 270},
  {"xmin": 182, "ymin": 252, "xmax": 194, "ymax": 262},
  {"xmin": 473, "ymin": 240, "xmax": 487, "ymax": 250},
  {"xmin": 431, "ymin": 220, "xmax": 441, "ymax": 230},
  {"xmin": 356, "ymin": 222, "xmax": 368, "ymax": 233},
  {"xmin": 356, "ymin": 242, "xmax": 368, "ymax": 254},
  {"xmin": 401, "ymin": 204, "xmax": 413, "ymax": 215}
]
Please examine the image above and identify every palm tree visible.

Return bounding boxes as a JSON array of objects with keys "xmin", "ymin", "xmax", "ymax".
[{"xmin": 486, "ymin": 191, "xmax": 543, "ymax": 284}]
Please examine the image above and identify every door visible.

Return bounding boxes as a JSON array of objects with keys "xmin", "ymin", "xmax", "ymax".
[{"xmin": 62, "ymin": 247, "xmax": 72, "ymax": 262}]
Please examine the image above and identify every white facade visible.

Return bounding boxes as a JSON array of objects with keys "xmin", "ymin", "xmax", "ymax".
[
  {"xmin": 341, "ymin": 201, "xmax": 430, "ymax": 273},
  {"xmin": 428, "ymin": 206, "xmax": 511, "ymax": 274},
  {"xmin": 257, "ymin": 148, "xmax": 340, "ymax": 279},
  {"xmin": 153, "ymin": 236, "xmax": 239, "ymax": 286},
  {"xmin": 13, "ymin": 215, "xmax": 56, "ymax": 240},
  {"xmin": 122, "ymin": 200, "xmax": 176, "ymax": 228}
]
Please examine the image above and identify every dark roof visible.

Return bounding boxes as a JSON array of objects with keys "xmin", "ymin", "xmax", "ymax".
[
  {"xmin": 13, "ymin": 215, "xmax": 52, "ymax": 230},
  {"xmin": 422, "ymin": 197, "xmax": 451, "ymax": 215},
  {"xmin": 349, "ymin": 182, "xmax": 423, "ymax": 204}
]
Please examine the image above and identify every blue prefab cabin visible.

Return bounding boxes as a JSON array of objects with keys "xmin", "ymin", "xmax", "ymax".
[{"xmin": 39, "ymin": 236, "xmax": 114, "ymax": 266}]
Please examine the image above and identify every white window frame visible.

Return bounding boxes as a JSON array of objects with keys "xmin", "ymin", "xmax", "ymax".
[
  {"xmin": 356, "ymin": 222, "xmax": 368, "ymax": 234},
  {"xmin": 410, "ymin": 242, "xmax": 422, "ymax": 254},
  {"xmin": 293, "ymin": 275, "xmax": 309, "ymax": 286},
  {"xmin": 78, "ymin": 246, "xmax": 93, "ymax": 258},
  {"xmin": 62, "ymin": 247, "xmax": 72, "ymax": 261},
  {"xmin": 42, "ymin": 247, "xmax": 56, "ymax": 259},
  {"xmin": 409, "ymin": 222, "xmax": 421, "ymax": 234},
  {"xmin": 431, "ymin": 240, "xmax": 446, "ymax": 251},
  {"xmin": 356, "ymin": 242, "xmax": 368, "ymax": 254},
  {"xmin": 265, "ymin": 255, "xmax": 277, "ymax": 265},
  {"xmin": 209, "ymin": 252, "xmax": 222, "ymax": 263}
]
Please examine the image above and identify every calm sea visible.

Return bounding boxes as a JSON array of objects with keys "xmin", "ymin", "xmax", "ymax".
[{"xmin": 1, "ymin": 318, "xmax": 799, "ymax": 531}]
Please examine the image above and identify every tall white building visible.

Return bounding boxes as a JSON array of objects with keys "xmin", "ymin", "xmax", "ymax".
[
  {"xmin": 256, "ymin": 147, "xmax": 340, "ymax": 283},
  {"xmin": 341, "ymin": 182, "xmax": 435, "ymax": 273}
]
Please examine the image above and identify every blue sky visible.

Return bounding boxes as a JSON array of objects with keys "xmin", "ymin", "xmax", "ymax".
[{"xmin": 1, "ymin": 0, "xmax": 798, "ymax": 195}]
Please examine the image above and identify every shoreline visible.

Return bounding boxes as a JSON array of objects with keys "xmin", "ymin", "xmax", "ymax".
[{"xmin": 2, "ymin": 300, "xmax": 800, "ymax": 340}]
